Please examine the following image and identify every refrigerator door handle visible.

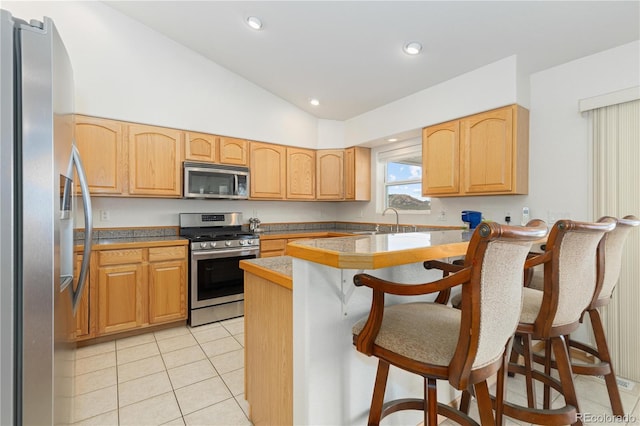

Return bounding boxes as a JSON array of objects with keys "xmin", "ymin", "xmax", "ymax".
[{"xmin": 71, "ymin": 144, "xmax": 93, "ymax": 315}]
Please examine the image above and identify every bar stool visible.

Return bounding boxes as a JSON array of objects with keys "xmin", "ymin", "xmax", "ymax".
[
  {"xmin": 351, "ymin": 221, "xmax": 548, "ymax": 425},
  {"xmin": 503, "ymin": 219, "xmax": 616, "ymax": 425},
  {"xmin": 523, "ymin": 215, "xmax": 639, "ymax": 416}
]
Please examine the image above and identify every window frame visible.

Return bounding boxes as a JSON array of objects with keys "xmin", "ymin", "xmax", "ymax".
[{"xmin": 377, "ymin": 142, "xmax": 431, "ymax": 214}]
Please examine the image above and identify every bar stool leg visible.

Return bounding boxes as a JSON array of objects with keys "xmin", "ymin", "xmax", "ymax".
[
  {"xmin": 426, "ymin": 377, "xmax": 438, "ymax": 426},
  {"xmin": 368, "ymin": 360, "xmax": 390, "ymax": 426},
  {"xmin": 522, "ymin": 334, "xmax": 537, "ymax": 408},
  {"xmin": 588, "ymin": 309, "xmax": 624, "ymax": 415},
  {"xmin": 544, "ymin": 339, "xmax": 553, "ymax": 409},
  {"xmin": 551, "ymin": 335, "xmax": 582, "ymax": 426}
]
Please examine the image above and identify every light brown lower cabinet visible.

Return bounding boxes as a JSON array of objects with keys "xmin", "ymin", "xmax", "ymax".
[
  {"xmin": 148, "ymin": 246, "xmax": 188, "ymax": 324},
  {"xmin": 75, "ymin": 243, "xmax": 188, "ymax": 341},
  {"xmin": 73, "ymin": 251, "xmax": 91, "ymax": 341},
  {"xmin": 97, "ymin": 249, "xmax": 146, "ymax": 335},
  {"xmin": 259, "ymin": 239, "xmax": 287, "ymax": 257}
]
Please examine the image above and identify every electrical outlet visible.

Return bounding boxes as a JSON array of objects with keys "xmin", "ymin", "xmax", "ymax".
[
  {"xmin": 100, "ymin": 210, "xmax": 110, "ymax": 221},
  {"xmin": 504, "ymin": 211, "xmax": 512, "ymax": 224},
  {"xmin": 438, "ymin": 209, "xmax": 446, "ymax": 221}
]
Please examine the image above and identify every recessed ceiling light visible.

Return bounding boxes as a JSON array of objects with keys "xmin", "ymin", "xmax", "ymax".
[
  {"xmin": 246, "ymin": 16, "xmax": 263, "ymax": 30},
  {"xmin": 403, "ymin": 42, "xmax": 422, "ymax": 55},
  {"xmin": 309, "ymin": 98, "xmax": 320, "ymax": 106},
  {"xmin": 387, "ymin": 138, "xmax": 398, "ymax": 142}
]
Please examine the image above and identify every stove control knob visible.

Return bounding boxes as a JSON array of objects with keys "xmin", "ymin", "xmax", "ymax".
[
  {"xmin": 211, "ymin": 241, "xmax": 217, "ymax": 248},
  {"xmin": 200, "ymin": 242, "xmax": 208, "ymax": 249},
  {"xmin": 239, "ymin": 240, "xmax": 247, "ymax": 246},
  {"xmin": 225, "ymin": 241, "xmax": 232, "ymax": 247}
]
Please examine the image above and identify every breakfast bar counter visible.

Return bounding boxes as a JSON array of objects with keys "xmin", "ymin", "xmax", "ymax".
[{"xmin": 240, "ymin": 230, "xmax": 471, "ymax": 426}]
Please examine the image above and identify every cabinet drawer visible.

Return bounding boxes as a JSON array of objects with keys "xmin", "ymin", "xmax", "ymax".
[
  {"xmin": 149, "ymin": 245, "xmax": 187, "ymax": 262},
  {"xmin": 261, "ymin": 239, "xmax": 287, "ymax": 251},
  {"xmin": 98, "ymin": 249, "xmax": 143, "ymax": 266}
]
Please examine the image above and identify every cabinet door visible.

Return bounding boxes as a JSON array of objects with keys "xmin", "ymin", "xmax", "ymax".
[
  {"xmin": 185, "ymin": 132, "xmax": 217, "ymax": 163},
  {"xmin": 128, "ymin": 124, "xmax": 183, "ymax": 197},
  {"xmin": 260, "ymin": 239, "xmax": 287, "ymax": 258},
  {"xmin": 316, "ymin": 150, "xmax": 344, "ymax": 200},
  {"xmin": 219, "ymin": 137, "xmax": 248, "ymax": 166},
  {"xmin": 344, "ymin": 147, "xmax": 371, "ymax": 201},
  {"xmin": 461, "ymin": 106, "xmax": 513, "ymax": 194},
  {"xmin": 286, "ymin": 147, "xmax": 315, "ymax": 200},
  {"xmin": 149, "ymin": 259, "xmax": 187, "ymax": 324},
  {"xmin": 250, "ymin": 142, "xmax": 286, "ymax": 199},
  {"xmin": 422, "ymin": 120, "xmax": 460, "ymax": 196},
  {"xmin": 97, "ymin": 263, "xmax": 146, "ymax": 335},
  {"xmin": 73, "ymin": 252, "xmax": 91, "ymax": 340},
  {"xmin": 74, "ymin": 115, "xmax": 125, "ymax": 195}
]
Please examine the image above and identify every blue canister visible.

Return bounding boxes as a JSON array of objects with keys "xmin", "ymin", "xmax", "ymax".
[{"xmin": 461, "ymin": 210, "xmax": 482, "ymax": 229}]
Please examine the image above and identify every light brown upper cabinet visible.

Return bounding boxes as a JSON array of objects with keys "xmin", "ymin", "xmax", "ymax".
[
  {"xmin": 127, "ymin": 124, "xmax": 183, "ymax": 197},
  {"xmin": 219, "ymin": 136, "xmax": 249, "ymax": 166},
  {"xmin": 344, "ymin": 147, "xmax": 371, "ymax": 201},
  {"xmin": 422, "ymin": 120, "xmax": 460, "ymax": 196},
  {"xmin": 185, "ymin": 131, "xmax": 217, "ymax": 163},
  {"xmin": 316, "ymin": 150, "xmax": 345, "ymax": 200},
  {"xmin": 74, "ymin": 115, "xmax": 125, "ymax": 195},
  {"xmin": 422, "ymin": 104, "xmax": 529, "ymax": 197},
  {"xmin": 286, "ymin": 147, "xmax": 316, "ymax": 200},
  {"xmin": 250, "ymin": 142, "xmax": 286, "ymax": 199}
]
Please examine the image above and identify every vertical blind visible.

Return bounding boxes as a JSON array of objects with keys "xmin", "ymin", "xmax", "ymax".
[{"xmin": 592, "ymin": 99, "xmax": 640, "ymax": 381}]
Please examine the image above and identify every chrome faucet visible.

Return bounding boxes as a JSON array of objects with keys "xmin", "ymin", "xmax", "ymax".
[{"xmin": 383, "ymin": 207, "xmax": 399, "ymax": 233}]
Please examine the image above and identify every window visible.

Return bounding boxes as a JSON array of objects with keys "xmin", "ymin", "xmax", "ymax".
[{"xmin": 379, "ymin": 143, "xmax": 431, "ymax": 212}]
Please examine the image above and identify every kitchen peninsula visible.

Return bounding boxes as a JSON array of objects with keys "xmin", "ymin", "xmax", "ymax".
[{"xmin": 240, "ymin": 230, "xmax": 470, "ymax": 426}]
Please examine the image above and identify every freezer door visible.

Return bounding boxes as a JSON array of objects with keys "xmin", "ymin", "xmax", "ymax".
[
  {"xmin": 0, "ymin": 9, "xmax": 17, "ymax": 426},
  {"xmin": 19, "ymin": 16, "xmax": 76, "ymax": 426}
]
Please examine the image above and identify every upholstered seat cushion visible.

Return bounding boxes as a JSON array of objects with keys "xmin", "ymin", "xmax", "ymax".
[
  {"xmin": 520, "ymin": 287, "xmax": 543, "ymax": 324},
  {"xmin": 352, "ymin": 302, "xmax": 461, "ymax": 367}
]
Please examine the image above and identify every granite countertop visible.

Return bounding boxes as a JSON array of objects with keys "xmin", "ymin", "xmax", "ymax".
[
  {"xmin": 240, "ymin": 256, "xmax": 293, "ymax": 289},
  {"xmin": 240, "ymin": 230, "xmax": 472, "ymax": 288},
  {"xmin": 257, "ymin": 229, "xmax": 353, "ymax": 239},
  {"xmin": 75, "ymin": 235, "xmax": 188, "ymax": 250},
  {"xmin": 286, "ymin": 230, "xmax": 470, "ymax": 270}
]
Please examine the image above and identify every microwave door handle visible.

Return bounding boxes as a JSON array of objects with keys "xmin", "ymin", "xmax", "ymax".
[
  {"xmin": 71, "ymin": 144, "xmax": 93, "ymax": 315},
  {"xmin": 234, "ymin": 174, "xmax": 239, "ymax": 195}
]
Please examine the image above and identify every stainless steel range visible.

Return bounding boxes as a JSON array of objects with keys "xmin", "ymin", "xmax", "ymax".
[{"xmin": 179, "ymin": 212, "xmax": 259, "ymax": 326}]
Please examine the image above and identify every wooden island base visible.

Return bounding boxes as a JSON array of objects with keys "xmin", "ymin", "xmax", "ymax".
[{"xmin": 244, "ymin": 270, "xmax": 293, "ymax": 425}]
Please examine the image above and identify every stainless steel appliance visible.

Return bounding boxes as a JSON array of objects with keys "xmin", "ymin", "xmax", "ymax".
[
  {"xmin": 183, "ymin": 162, "xmax": 250, "ymax": 199},
  {"xmin": 1, "ymin": 10, "xmax": 93, "ymax": 425},
  {"xmin": 179, "ymin": 212, "xmax": 259, "ymax": 326}
]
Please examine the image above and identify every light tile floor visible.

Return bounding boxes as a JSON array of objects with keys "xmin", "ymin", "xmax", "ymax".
[
  {"xmin": 71, "ymin": 317, "xmax": 250, "ymax": 426},
  {"xmin": 72, "ymin": 316, "xmax": 640, "ymax": 425}
]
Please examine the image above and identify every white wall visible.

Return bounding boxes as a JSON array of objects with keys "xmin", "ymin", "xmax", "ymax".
[
  {"xmin": 526, "ymin": 40, "xmax": 640, "ymax": 223},
  {"xmin": 339, "ymin": 41, "xmax": 640, "ymax": 228},
  {"xmin": 344, "ymin": 56, "xmax": 520, "ymax": 146},
  {"xmin": 4, "ymin": 1, "xmax": 319, "ymax": 148}
]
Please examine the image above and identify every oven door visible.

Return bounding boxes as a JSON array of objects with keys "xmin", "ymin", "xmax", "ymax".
[{"xmin": 190, "ymin": 247, "xmax": 257, "ymax": 309}]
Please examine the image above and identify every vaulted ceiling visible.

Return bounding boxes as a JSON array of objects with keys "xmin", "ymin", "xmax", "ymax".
[{"xmin": 105, "ymin": 1, "xmax": 640, "ymax": 121}]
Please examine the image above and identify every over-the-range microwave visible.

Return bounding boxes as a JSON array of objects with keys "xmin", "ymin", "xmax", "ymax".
[{"xmin": 183, "ymin": 162, "xmax": 249, "ymax": 199}]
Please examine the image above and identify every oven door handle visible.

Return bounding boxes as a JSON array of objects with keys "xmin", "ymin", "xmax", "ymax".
[{"xmin": 191, "ymin": 247, "xmax": 259, "ymax": 259}]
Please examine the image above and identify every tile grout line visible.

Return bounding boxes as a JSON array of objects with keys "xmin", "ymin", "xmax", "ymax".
[{"xmin": 154, "ymin": 330, "xmax": 186, "ymax": 426}]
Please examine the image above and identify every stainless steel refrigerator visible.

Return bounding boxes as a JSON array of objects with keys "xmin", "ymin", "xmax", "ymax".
[{"xmin": 1, "ymin": 10, "xmax": 93, "ymax": 425}]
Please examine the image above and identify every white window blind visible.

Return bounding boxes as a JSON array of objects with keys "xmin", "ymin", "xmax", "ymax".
[{"xmin": 592, "ymin": 99, "xmax": 640, "ymax": 381}]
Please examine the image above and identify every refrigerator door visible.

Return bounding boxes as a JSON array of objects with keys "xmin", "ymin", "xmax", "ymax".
[
  {"xmin": 0, "ymin": 9, "xmax": 18, "ymax": 426},
  {"xmin": 19, "ymin": 15, "xmax": 77, "ymax": 425}
]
